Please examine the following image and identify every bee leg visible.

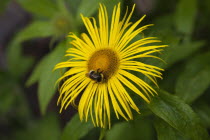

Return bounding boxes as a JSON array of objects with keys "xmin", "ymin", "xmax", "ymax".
[
  {"xmin": 97, "ymin": 68, "xmax": 103, "ymax": 74},
  {"xmin": 96, "ymin": 68, "xmax": 100, "ymax": 73}
]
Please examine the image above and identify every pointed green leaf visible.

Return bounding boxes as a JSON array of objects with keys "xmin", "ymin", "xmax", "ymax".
[
  {"xmin": 175, "ymin": 52, "xmax": 210, "ymax": 103},
  {"xmin": 26, "ymin": 55, "xmax": 49, "ymax": 86},
  {"xmin": 148, "ymin": 89, "xmax": 210, "ymax": 140},
  {"xmin": 61, "ymin": 114, "xmax": 94, "ymax": 140},
  {"xmin": 15, "ymin": 21, "xmax": 54, "ymax": 43},
  {"xmin": 17, "ymin": 0, "xmax": 57, "ymax": 18},
  {"xmin": 38, "ymin": 42, "xmax": 67, "ymax": 114},
  {"xmin": 175, "ymin": 0, "xmax": 197, "ymax": 34},
  {"xmin": 7, "ymin": 21, "xmax": 54, "ymax": 78}
]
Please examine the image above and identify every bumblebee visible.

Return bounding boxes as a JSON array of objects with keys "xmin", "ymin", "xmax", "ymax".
[{"xmin": 86, "ymin": 69, "xmax": 104, "ymax": 83}]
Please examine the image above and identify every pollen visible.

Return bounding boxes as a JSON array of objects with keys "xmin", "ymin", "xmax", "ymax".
[{"xmin": 87, "ymin": 48, "xmax": 120, "ymax": 80}]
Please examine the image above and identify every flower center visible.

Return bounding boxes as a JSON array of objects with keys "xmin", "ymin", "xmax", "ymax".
[{"xmin": 87, "ymin": 48, "xmax": 120, "ymax": 80}]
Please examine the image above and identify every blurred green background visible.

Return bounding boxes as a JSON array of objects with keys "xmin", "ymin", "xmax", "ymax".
[{"xmin": 0, "ymin": 0, "xmax": 210, "ymax": 140}]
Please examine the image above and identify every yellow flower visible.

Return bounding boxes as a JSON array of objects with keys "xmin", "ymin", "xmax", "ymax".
[{"xmin": 54, "ymin": 3, "xmax": 167, "ymax": 128}]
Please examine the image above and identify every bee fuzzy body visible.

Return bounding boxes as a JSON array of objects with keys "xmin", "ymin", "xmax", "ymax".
[{"xmin": 86, "ymin": 69, "xmax": 104, "ymax": 83}]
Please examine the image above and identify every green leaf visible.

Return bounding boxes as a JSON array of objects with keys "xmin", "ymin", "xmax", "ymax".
[
  {"xmin": 148, "ymin": 89, "xmax": 210, "ymax": 140},
  {"xmin": 6, "ymin": 21, "xmax": 54, "ymax": 78},
  {"xmin": 145, "ymin": 15, "xmax": 179, "ymax": 69},
  {"xmin": 66, "ymin": 0, "xmax": 81, "ymax": 16},
  {"xmin": 164, "ymin": 41, "xmax": 205, "ymax": 68},
  {"xmin": 26, "ymin": 55, "xmax": 49, "ymax": 86},
  {"xmin": 145, "ymin": 40, "xmax": 204, "ymax": 70},
  {"xmin": 76, "ymin": 0, "xmax": 104, "ymax": 21},
  {"xmin": 61, "ymin": 113, "xmax": 94, "ymax": 140},
  {"xmin": 106, "ymin": 122, "xmax": 136, "ymax": 140},
  {"xmin": 76, "ymin": 0, "xmax": 122, "ymax": 24},
  {"xmin": 15, "ymin": 21, "xmax": 54, "ymax": 43},
  {"xmin": 174, "ymin": 0, "xmax": 197, "ymax": 34},
  {"xmin": 175, "ymin": 52, "xmax": 210, "ymax": 103},
  {"xmin": 193, "ymin": 101, "xmax": 210, "ymax": 128},
  {"xmin": 16, "ymin": 0, "xmax": 57, "ymax": 18},
  {"xmin": 14, "ymin": 114, "xmax": 60, "ymax": 140},
  {"xmin": 38, "ymin": 42, "xmax": 67, "ymax": 114},
  {"xmin": 154, "ymin": 117, "xmax": 187, "ymax": 140},
  {"xmin": 106, "ymin": 117, "xmax": 154, "ymax": 140},
  {"xmin": 147, "ymin": 18, "xmax": 204, "ymax": 69}
]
